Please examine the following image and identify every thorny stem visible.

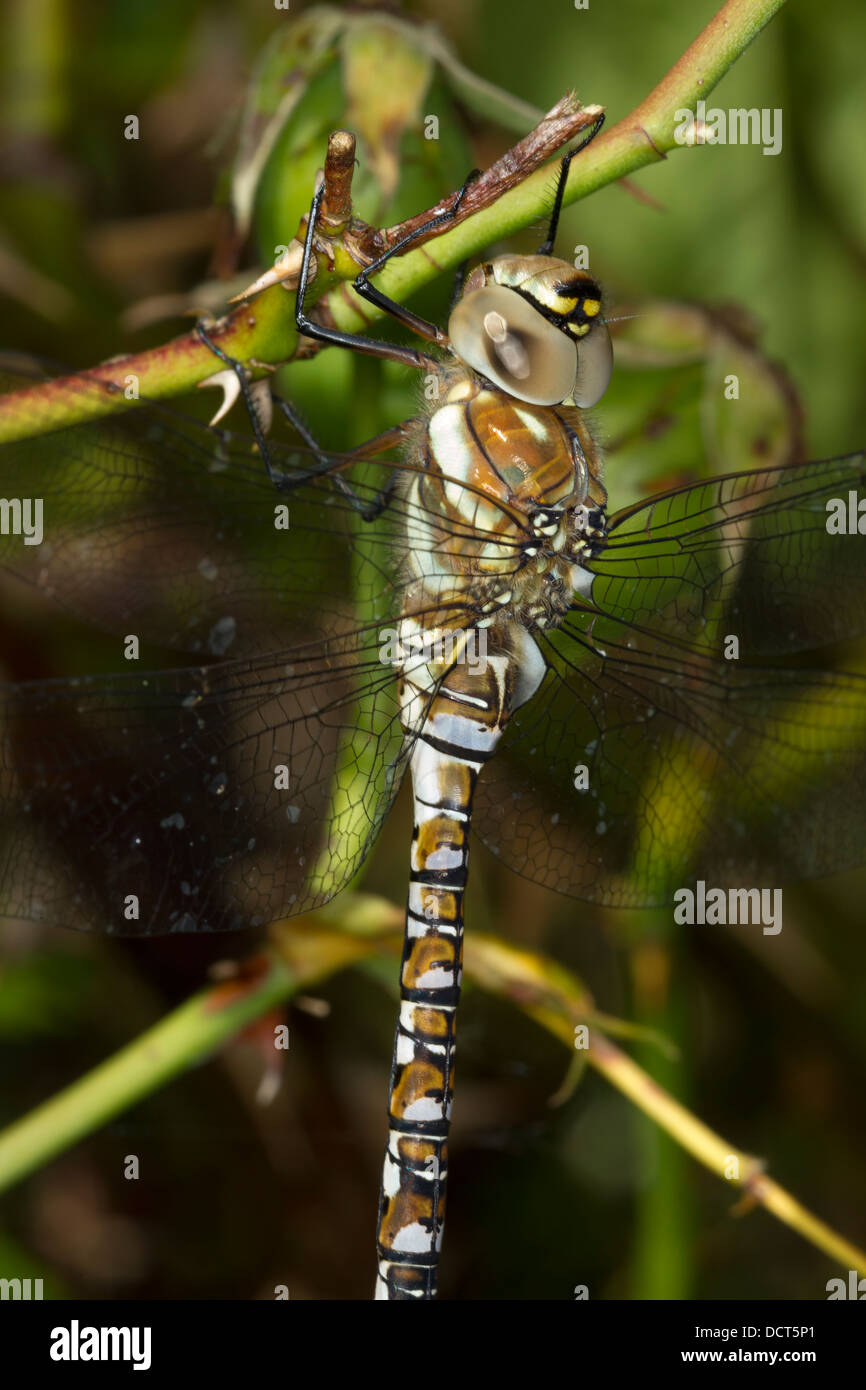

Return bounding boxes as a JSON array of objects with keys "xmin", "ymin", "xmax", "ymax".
[
  {"xmin": 0, "ymin": 899, "xmax": 861, "ymax": 1280},
  {"xmin": 0, "ymin": 0, "xmax": 786, "ymax": 444}
]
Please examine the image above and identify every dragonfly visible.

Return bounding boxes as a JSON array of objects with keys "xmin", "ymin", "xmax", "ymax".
[{"xmin": 1, "ymin": 119, "xmax": 865, "ymax": 1301}]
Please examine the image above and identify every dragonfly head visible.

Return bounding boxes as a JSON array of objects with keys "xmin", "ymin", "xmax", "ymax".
[{"xmin": 448, "ymin": 254, "xmax": 612, "ymax": 409}]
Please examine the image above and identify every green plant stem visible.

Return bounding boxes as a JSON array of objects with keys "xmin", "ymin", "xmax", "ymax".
[
  {"xmin": 0, "ymin": 897, "xmax": 862, "ymax": 1280},
  {"xmin": 464, "ymin": 928, "xmax": 866, "ymax": 1279},
  {"xmin": 327, "ymin": 0, "xmax": 789, "ymax": 337},
  {"xmin": 0, "ymin": 0, "xmax": 787, "ymax": 444},
  {"xmin": 0, "ymin": 952, "xmax": 293, "ymax": 1193},
  {"xmin": 630, "ymin": 927, "xmax": 694, "ymax": 1300}
]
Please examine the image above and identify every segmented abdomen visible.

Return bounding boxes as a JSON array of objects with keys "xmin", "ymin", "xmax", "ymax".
[{"xmin": 375, "ymin": 625, "xmax": 545, "ymax": 1298}]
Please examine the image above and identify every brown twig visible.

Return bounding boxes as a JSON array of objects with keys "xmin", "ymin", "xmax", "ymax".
[{"xmin": 366, "ymin": 95, "xmax": 603, "ymax": 260}]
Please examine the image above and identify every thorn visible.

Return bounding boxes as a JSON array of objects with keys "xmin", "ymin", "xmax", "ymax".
[
  {"xmin": 198, "ymin": 367, "xmax": 241, "ymax": 425},
  {"xmin": 249, "ymin": 376, "xmax": 274, "ymax": 435},
  {"xmin": 228, "ymin": 241, "xmax": 306, "ymax": 302},
  {"xmin": 294, "ymin": 995, "xmax": 331, "ymax": 1019},
  {"xmin": 198, "ymin": 369, "xmax": 274, "ymax": 433},
  {"xmin": 256, "ymin": 1065, "xmax": 283, "ymax": 1107}
]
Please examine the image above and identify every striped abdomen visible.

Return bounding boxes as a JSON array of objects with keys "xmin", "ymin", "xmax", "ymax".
[{"xmin": 375, "ymin": 620, "xmax": 545, "ymax": 1299}]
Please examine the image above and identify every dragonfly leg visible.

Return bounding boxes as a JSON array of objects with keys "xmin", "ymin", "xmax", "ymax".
[
  {"xmin": 448, "ymin": 260, "xmax": 470, "ymax": 313},
  {"xmin": 194, "ymin": 320, "xmax": 288, "ymax": 491},
  {"xmin": 537, "ymin": 111, "xmax": 605, "ymax": 256},
  {"xmin": 352, "ymin": 473, "xmax": 397, "ymax": 522},
  {"xmin": 350, "ymin": 168, "xmax": 481, "ymax": 345},
  {"xmin": 296, "ymin": 184, "xmax": 440, "ymax": 371},
  {"xmin": 272, "ymin": 393, "xmax": 409, "ymax": 520}
]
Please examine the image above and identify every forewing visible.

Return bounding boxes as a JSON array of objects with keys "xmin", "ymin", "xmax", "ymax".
[
  {"xmin": 0, "ymin": 366, "xmax": 448, "ymax": 934},
  {"xmin": 594, "ymin": 453, "xmax": 866, "ymax": 655},
  {"xmin": 0, "ymin": 365, "xmax": 429, "ymax": 660}
]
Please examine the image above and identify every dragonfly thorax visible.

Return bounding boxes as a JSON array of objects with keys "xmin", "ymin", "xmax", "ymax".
[{"xmin": 402, "ymin": 370, "xmax": 606, "ymax": 634}]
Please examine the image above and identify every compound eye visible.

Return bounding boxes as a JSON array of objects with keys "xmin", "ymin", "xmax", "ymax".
[
  {"xmin": 448, "ymin": 285, "xmax": 577, "ymax": 406},
  {"xmin": 572, "ymin": 318, "xmax": 613, "ymax": 408}
]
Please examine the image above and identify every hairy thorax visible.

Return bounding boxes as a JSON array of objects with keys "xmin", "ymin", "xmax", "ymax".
[{"xmin": 401, "ymin": 367, "xmax": 607, "ymax": 633}]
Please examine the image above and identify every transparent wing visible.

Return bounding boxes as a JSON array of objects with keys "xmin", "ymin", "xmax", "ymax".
[
  {"xmin": 0, "ymin": 632, "xmax": 415, "ymax": 936},
  {"xmin": 474, "ymin": 454, "xmax": 866, "ymax": 905},
  {"xmin": 595, "ymin": 454, "xmax": 866, "ymax": 655},
  {"xmin": 0, "ymin": 369, "xmax": 429, "ymax": 660},
  {"xmin": 2, "ymin": 363, "xmax": 864, "ymax": 923},
  {"xmin": 0, "ymin": 366, "xmax": 496, "ymax": 935}
]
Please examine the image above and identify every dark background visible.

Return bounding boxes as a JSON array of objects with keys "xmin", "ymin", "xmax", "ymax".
[{"xmin": 0, "ymin": 0, "xmax": 864, "ymax": 1300}]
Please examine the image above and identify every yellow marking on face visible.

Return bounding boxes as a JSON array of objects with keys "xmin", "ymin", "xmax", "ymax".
[
  {"xmin": 582, "ymin": 299, "xmax": 601, "ymax": 316},
  {"xmin": 536, "ymin": 287, "xmax": 578, "ymax": 314},
  {"xmin": 567, "ymin": 322, "xmax": 590, "ymax": 337}
]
